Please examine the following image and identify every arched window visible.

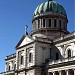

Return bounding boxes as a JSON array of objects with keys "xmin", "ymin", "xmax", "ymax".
[
  {"xmin": 29, "ymin": 53, "xmax": 33, "ymax": 63},
  {"xmin": 14, "ymin": 64, "xmax": 16, "ymax": 70},
  {"xmin": 56, "ymin": 53, "xmax": 59, "ymax": 60},
  {"xmin": 68, "ymin": 49, "xmax": 71, "ymax": 57},
  {"xmin": 8, "ymin": 65, "xmax": 10, "ymax": 71},
  {"xmin": 20, "ymin": 56, "xmax": 24, "ymax": 65}
]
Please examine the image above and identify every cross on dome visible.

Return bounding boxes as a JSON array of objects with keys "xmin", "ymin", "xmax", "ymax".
[{"xmin": 25, "ymin": 25, "xmax": 28, "ymax": 35}]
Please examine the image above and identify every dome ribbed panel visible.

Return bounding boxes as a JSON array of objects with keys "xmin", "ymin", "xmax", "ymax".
[
  {"xmin": 33, "ymin": 0, "xmax": 67, "ymax": 17},
  {"xmin": 43, "ymin": 2, "xmax": 48, "ymax": 13},
  {"xmin": 49, "ymin": 2, "xmax": 52, "ymax": 11},
  {"xmin": 34, "ymin": 5, "xmax": 39, "ymax": 16},
  {"xmin": 38, "ymin": 3, "xmax": 44, "ymax": 13},
  {"xmin": 46, "ymin": 1, "xmax": 49, "ymax": 12},
  {"xmin": 53, "ymin": 2, "xmax": 58, "ymax": 13},
  {"xmin": 61, "ymin": 5, "xmax": 66, "ymax": 16}
]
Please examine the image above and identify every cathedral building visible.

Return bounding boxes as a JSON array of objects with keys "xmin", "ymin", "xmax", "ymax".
[{"xmin": 0, "ymin": 0, "xmax": 75, "ymax": 75}]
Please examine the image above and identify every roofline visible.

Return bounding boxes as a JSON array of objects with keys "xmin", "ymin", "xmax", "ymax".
[
  {"xmin": 5, "ymin": 53, "xmax": 16, "ymax": 61},
  {"xmin": 16, "ymin": 37, "xmax": 52, "ymax": 50},
  {"xmin": 15, "ymin": 35, "xmax": 25, "ymax": 48},
  {"xmin": 32, "ymin": 12, "xmax": 67, "ymax": 22},
  {"xmin": 53, "ymin": 31, "xmax": 75, "ymax": 43}
]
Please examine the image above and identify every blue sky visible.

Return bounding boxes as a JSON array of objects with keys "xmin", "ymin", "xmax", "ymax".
[{"xmin": 0, "ymin": 0, "xmax": 74, "ymax": 72}]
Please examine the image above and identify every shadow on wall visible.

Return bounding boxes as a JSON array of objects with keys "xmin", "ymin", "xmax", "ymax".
[
  {"xmin": 45, "ymin": 43, "xmax": 64, "ymax": 63},
  {"xmin": 51, "ymin": 44, "xmax": 64, "ymax": 60}
]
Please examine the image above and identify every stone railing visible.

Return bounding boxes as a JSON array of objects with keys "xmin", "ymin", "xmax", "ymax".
[
  {"xmin": 5, "ymin": 53, "xmax": 16, "ymax": 60},
  {"xmin": 49, "ymin": 56, "xmax": 75, "ymax": 65}
]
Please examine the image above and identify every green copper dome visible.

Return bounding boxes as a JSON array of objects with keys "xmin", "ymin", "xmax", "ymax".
[{"xmin": 33, "ymin": 0, "xmax": 67, "ymax": 17}]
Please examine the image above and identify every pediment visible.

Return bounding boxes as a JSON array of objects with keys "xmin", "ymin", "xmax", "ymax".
[{"xmin": 16, "ymin": 35, "xmax": 33, "ymax": 48}]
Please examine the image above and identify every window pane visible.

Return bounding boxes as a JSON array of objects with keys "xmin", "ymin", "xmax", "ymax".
[
  {"xmin": 56, "ymin": 53, "xmax": 59, "ymax": 60},
  {"xmin": 8, "ymin": 65, "xmax": 10, "ymax": 71},
  {"xmin": 29, "ymin": 53, "xmax": 33, "ymax": 63},
  {"xmin": 54, "ymin": 19, "xmax": 57, "ymax": 27},
  {"xmin": 68, "ymin": 50, "xmax": 71, "ymax": 57},
  {"xmin": 49, "ymin": 19, "xmax": 51, "ymax": 27},
  {"xmin": 59, "ymin": 20, "xmax": 61, "ymax": 28},
  {"xmin": 43, "ymin": 19, "xmax": 45, "ymax": 27},
  {"xmin": 21, "ymin": 56, "xmax": 23, "ymax": 65},
  {"xmin": 41, "ymin": 19, "xmax": 42, "ymax": 28}
]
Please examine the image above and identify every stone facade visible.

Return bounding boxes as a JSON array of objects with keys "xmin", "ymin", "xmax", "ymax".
[{"xmin": 0, "ymin": 0, "xmax": 75, "ymax": 75}]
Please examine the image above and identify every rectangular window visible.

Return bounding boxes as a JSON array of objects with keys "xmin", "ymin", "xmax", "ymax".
[
  {"xmin": 54, "ymin": 19, "xmax": 57, "ymax": 27},
  {"xmin": 63, "ymin": 21, "xmax": 66, "ymax": 30},
  {"xmin": 56, "ymin": 53, "xmax": 59, "ymax": 60},
  {"xmin": 43, "ymin": 19, "xmax": 45, "ymax": 27},
  {"xmin": 49, "ymin": 19, "xmax": 51, "ymax": 27},
  {"xmin": 41, "ymin": 19, "xmax": 42, "ymax": 28},
  {"xmin": 59, "ymin": 20, "xmax": 61, "ymax": 28}
]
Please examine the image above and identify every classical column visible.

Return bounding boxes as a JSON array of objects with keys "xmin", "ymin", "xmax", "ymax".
[
  {"xmin": 15, "ymin": 73, "xmax": 17, "ymax": 75},
  {"xmin": 53, "ymin": 72, "xmax": 55, "ymax": 75},
  {"xmin": 59, "ymin": 71, "xmax": 62, "ymax": 75},
  {"xmin": 73, "ymin": 69, "xmax": 75, "ymax": 75},
  {"xmin": 66, "ymin": 70, "xmax": 69, "ymax": 75}
]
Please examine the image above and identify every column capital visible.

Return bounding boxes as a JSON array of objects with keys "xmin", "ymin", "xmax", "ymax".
[
  {"xmin": 52, "ymin": 71, "xmax": 55, "ymax": 73},
  {"xmin": 58, "ymin": 70, "xmax": 61, "ymax": 72},
  {"xmin": 65, "ymin": 69, "xmax": 69, "ymax": 75},
  {"xmin": 73, "ymin": 68, "xmax": 75, "ymax": 70},
  {"xmin": 52, "ymin": 71, "xmax": 55, "ymax": 75},
  {"xmin": 65, "ymin": 69, "xmax": 69, "ymax": 72},
  {"xmin": 58, "ymin": 71, "xmax": 62, "ymax": 75}
]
